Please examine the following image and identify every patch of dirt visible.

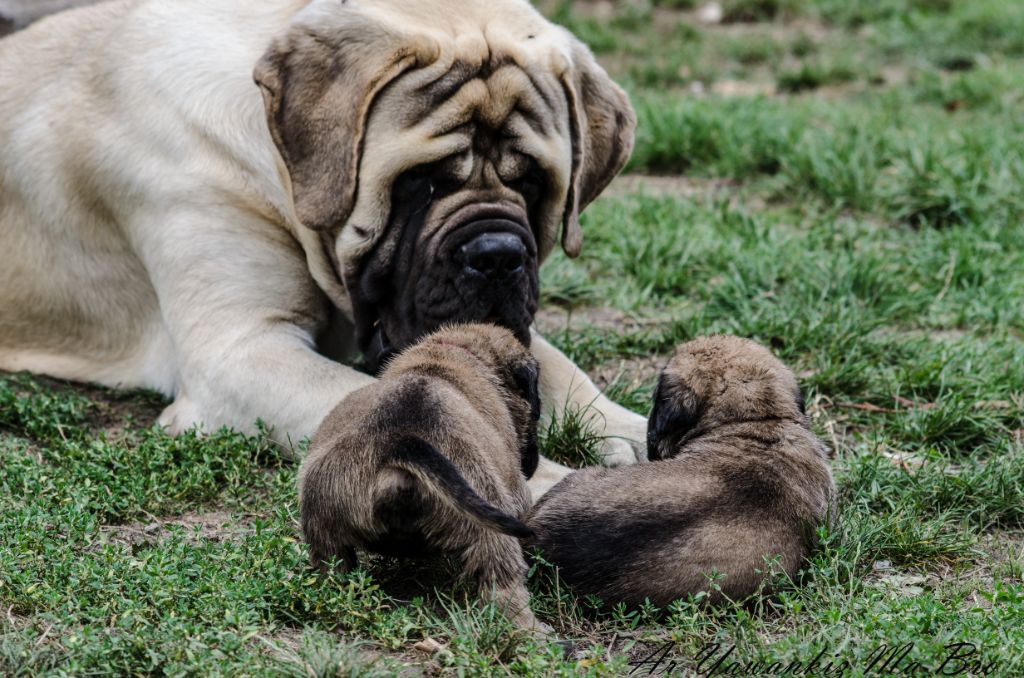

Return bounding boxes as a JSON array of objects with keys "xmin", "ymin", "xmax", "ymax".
[
  {"xmin": 255, "ymin": 628, "xmax": 305, "ymax": 657},
  {"xmin": 98, "ymin": 510, "xmax": 251, "ymax": 549},
  {"xmin": 589, "ymin": 355, "xmax": 664, "ymax": 392},
  {"xmin": 535, "ymin": 305, "xmax": 676, "ymax": 335},
  {"xmin": 77, "ymin": 386, "xmax": 167, "ymax": 440},
  {"xmin": 699, "ymin": 11, "xmax": 834, "ymax": 42},
  {"xmin": 859, "ymin": 531, "xmax": 1023, "ymax": 614},
  {"xmin": 978, "ymin": 531, "xmax": 1024, "ymax": 570},
  {"xmin": 535, "ymin": 306, "xmax": 631, "ymax": 334},
  {"xmin": 572, "ymin": 0, "xmax": 617, "ymax": 20},
  {"xmin": 534, "ymin": 306, "xmax": 670, "ymax": 391},
  {"xmin": 878, "ymin": 65, "xmax": 911, "ymax": 87},
  {"xmin": 604, "ymin": 174, "xmax": 739, "ymax": 199},
  {"xmin": 957, "ymin": 531, "xmax": 1023, "ymax": 610},
  {"xmin": 864, "ymin": 560, "xmax": 937, "ymax": 597},
  {"xmin": 711, "ymin": 79, "xmax": 776, "ymax": 96},
  {"xmin": 256, "ymin": 628, "xmax": 427, "ymax": 677},
  {"xmin": 3, "ymin": 371, "xmax": 168, "ymax": 439},
  {"xmin": 3, "ymin": 606, "xmax": 30, "ymax": 629},
  {"xmin": 566, "ymin": 0, "xmax": 693, "ymax": 24}
]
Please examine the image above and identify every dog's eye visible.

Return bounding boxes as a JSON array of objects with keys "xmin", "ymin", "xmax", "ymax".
[
  {"xmin": 430, "ymin": 167, "xmax": 465, "ymax": 196},
  {"xmin": 509, "ymin": 170, "xmax": 544, "ymax": 207},
  {"xmin": 393, "ymin": 167, "xmax": 434, "ymax": 203},
  {"xmin": 394, "ymin": 161, "xmax": 467, "ymax": 204}
]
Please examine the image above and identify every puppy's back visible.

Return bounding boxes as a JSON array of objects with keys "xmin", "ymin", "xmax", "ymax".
[
  {"xmin": 300, "ymin": 369, "xmax": 530, "ymax": 563},
  {"xmin": 528, "ymin": 425, "xmax": 832, "ymax": 607},
  {"xmin": 528, "ymin": 336, "xmax": 835, "ymax": 608}
]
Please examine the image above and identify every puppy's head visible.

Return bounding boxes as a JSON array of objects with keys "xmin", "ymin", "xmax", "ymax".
[
  {"xmin": 386, "ymin": 323, "xmax": 542, "ymax": 478},
  {"xmin": 253, "ymin": 0, "xmax": 635, "ymax": 369},
  {"xmin": 647, "ymin": 336, "xmax": 806, "ymax": 460}
]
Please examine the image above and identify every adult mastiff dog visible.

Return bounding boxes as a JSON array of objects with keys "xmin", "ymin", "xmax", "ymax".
[
  {"xmin": 0, "ymin": 0, "xmax": 645, "ymax": 493},
  {"xmin": 0, "ymin": 0, "xmax": 102, "ymax": 35}
]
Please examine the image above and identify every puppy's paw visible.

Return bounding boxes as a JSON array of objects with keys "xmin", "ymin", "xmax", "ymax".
[{"xmin": 157, "ymin": 396, "xmax": 204, "ymax": 436}]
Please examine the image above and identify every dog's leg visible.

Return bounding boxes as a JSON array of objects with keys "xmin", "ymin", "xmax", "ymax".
[
  {"xmin": 464, "ymin": 535, "xmax": 547, "ymax": 633},
  {"xmin": 528, "ymin": 457, "xmax": 574, "ymax": 501},
  {"xmin": 335, "ymin": 546, "xmax": 358, "ymax": 573},
  {"xmin": 530, "ymin": 330, "xmax": 648, "ymax": 468},
  {"xmin": 155, "ymin": 331, "xmax": 373, "ymax": 449},
  {"xmin": 136, "ymin": 210, "xmax": 375, "ymax": 449}
]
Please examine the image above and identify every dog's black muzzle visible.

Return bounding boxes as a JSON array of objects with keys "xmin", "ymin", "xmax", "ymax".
[{"xmin": 361, "ymin": 215, "xmax": 539, "ymax": 373}]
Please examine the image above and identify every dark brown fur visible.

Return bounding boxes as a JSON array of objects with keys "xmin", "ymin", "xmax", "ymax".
[
  {"xmin": 299, "ymin": 323, "xmax": 543, "ymax": 628},
  {"xmin": 526, "ymin": 335, "xmax": 835, "ymax": 608}
]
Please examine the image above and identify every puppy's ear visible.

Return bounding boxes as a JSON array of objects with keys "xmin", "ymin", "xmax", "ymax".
[
  {"xmin": 520, "ymin": 429, "xmax": 540, "ymax": 479},
  {"xmin": 512, "ymin": 361, "xmax": 542, "ymax": 422},
  {"xmin": 559, "ymin": 39, "xmax": 636, "ymax": 258},
  {"xmin": 254, "ymin": 13, "xmax": 433, "ymax": 231},
  {"xmin": 512, "ymin": 361, "xmax": 541, "ymax": 478},
  {"xmin": 796, "ymin": 386, "xmax": 807, "ymax": 416},
  {"xmin": 646, "ymin": 374, "xmax": 700, "ymax": 460}
]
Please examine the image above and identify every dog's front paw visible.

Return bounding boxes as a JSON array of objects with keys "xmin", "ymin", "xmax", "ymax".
[
  {"xmin": 594, "ymin": 402, "xmax": 648, "ymax": 467},
  {"xmin": 598, "ymin": 435, "xmax": 642, "ymax": 467},
  {"xmin": 157, "ymin": 396, "xmax": 204, "ymax": 436}
]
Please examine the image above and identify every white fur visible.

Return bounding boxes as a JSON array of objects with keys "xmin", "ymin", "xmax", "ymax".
[{"xmin": 0, "ymin": 0, "xmax": 646, "ymax": 496}]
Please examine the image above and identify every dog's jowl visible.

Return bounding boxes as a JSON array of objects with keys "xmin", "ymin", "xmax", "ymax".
[
  {"xmin": 527, "ymin": 335, "xmax": 835, "ymax": 608},
  {"xmin": 299, "ymin": 323, "xmax": 544, "ymax": 629}
]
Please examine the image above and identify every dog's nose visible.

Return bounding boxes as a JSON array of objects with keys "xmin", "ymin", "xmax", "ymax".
[{"xmin": 459, "ymin": 232, "xmax": 526, "ymax": 279}]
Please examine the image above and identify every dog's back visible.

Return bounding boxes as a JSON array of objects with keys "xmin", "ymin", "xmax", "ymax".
[
  {"xmin": 297, "ymin": 323, "xmax": 544, "ymax": 629},
  {"xmin": 301, "ymin": 370, "xmax": 531, "ymax": 562},
  {"xmin": 0, "ymin": 0, "xmax": 306, "ymax": 390},
  {"xmin": 528, "ymin": 422, "xmax": 832, "ymax": 607},
  {"xmin": 527, "ymin": 336, "xmax": 835, "ymax": 608}
]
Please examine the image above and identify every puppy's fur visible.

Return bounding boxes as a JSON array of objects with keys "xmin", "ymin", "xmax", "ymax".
[
  {"xmin": 527, "ymin": 335, "xmax": 835, "ymax": 608},
  {"xmin": 299, "ymin": 323, "xmax": 542, "ymax": 628}
]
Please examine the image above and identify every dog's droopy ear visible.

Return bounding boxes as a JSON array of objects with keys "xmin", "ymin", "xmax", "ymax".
[
  {"xmin": 512, "ymin": 361, "xmax": 541, "ymax": 478},
  {"xmin": 559, "ymin": 39, "xmax": 636, "ymax": 258},
  {"xmin": 254, "ymin": 13, "xmax": 432, "ymax": 231},
  {"xmin": 646, "ymin": 373, "xmax": 700, "ymax": 460}
]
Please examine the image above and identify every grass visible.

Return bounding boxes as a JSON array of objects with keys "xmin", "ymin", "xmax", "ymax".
[{"xmin": 3, "ymin": 0, "xmax": 1024, "ymax": 674}]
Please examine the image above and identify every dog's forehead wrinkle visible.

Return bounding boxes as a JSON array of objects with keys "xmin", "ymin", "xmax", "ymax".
[
  {"xmin": 411, "ymin": 62, "xmax": 559, "ymax": 141},
  {"xmin": 418, "ymin": 60, "xmax": 480, "ymax": 107}
]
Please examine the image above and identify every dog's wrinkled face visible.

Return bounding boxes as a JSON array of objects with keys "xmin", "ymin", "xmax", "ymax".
[
  {"xmin": 647, "ymin": 336, "xmax": 807, "ymax": 460},
  {"xmin": 346, "ymin": 131, "xmax": 544, "ymax": 369},
  {"xmin": 254, "ymin": 0, "xmax": 635, "ymax": 367}
]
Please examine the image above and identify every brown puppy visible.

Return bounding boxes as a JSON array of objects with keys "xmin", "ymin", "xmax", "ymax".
[
  {"xmin": 527, "ymin": 335, "xmax": 834, "ymax": 608},
  {"xmin": 299, "ymin": 323, "xmax": 543, "ymax": 628}
]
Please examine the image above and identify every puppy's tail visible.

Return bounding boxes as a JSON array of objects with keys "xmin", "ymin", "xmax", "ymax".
[{"xmin": 386, "ymin": 437, "xmax": 534, "ymax": 539}]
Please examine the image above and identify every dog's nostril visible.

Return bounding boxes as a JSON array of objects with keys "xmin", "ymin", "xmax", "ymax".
[{"xmin": 459, "ymin": 232, "xmax": 526, "ymax": 278}]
